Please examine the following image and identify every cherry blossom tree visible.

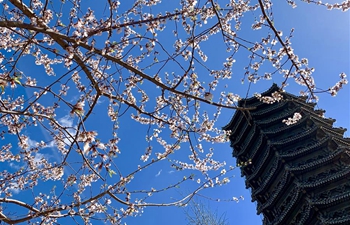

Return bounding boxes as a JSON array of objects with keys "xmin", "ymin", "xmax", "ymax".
[{"xmin": 0, "ymin": 0, "xmax": 348, "ymax": 224}]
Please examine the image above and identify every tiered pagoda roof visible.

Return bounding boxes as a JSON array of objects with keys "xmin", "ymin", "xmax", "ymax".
[{"xmin": 224, "ymin": 84, "xmax": 350, "ymax": 225}]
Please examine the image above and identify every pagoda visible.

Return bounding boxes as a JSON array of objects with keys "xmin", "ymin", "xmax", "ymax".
[{"xmin": 224, "ymin": 84, "xmax": 350, "ymax": 225}]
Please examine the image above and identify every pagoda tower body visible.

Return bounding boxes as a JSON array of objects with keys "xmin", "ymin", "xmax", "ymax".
[{"xmin": 224, "ymin": 84, "xmax": 350, "ymax": 225}]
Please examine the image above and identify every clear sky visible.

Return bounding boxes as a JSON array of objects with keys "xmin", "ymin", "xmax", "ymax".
[{"xmin": 1, "ymin": 0, "xmax": 349, "ymax": 225}]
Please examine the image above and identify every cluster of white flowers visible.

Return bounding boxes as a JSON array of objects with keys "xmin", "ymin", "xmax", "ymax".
[
  {"xmin": 282, "ymin": 112, "xmax": 303, "ymax": 125},
  {"xmin": 255, "ymin": 91, "xmax": 284, "ymax": 104},
  {"xmin": 329, "ymin": 72, "xmax": 348, "ymax": 96}
]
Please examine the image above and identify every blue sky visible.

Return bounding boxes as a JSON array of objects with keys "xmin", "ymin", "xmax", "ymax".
[{"xmin": 0, "ymin": 0, "xmax": 349, "ymax": 224}]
